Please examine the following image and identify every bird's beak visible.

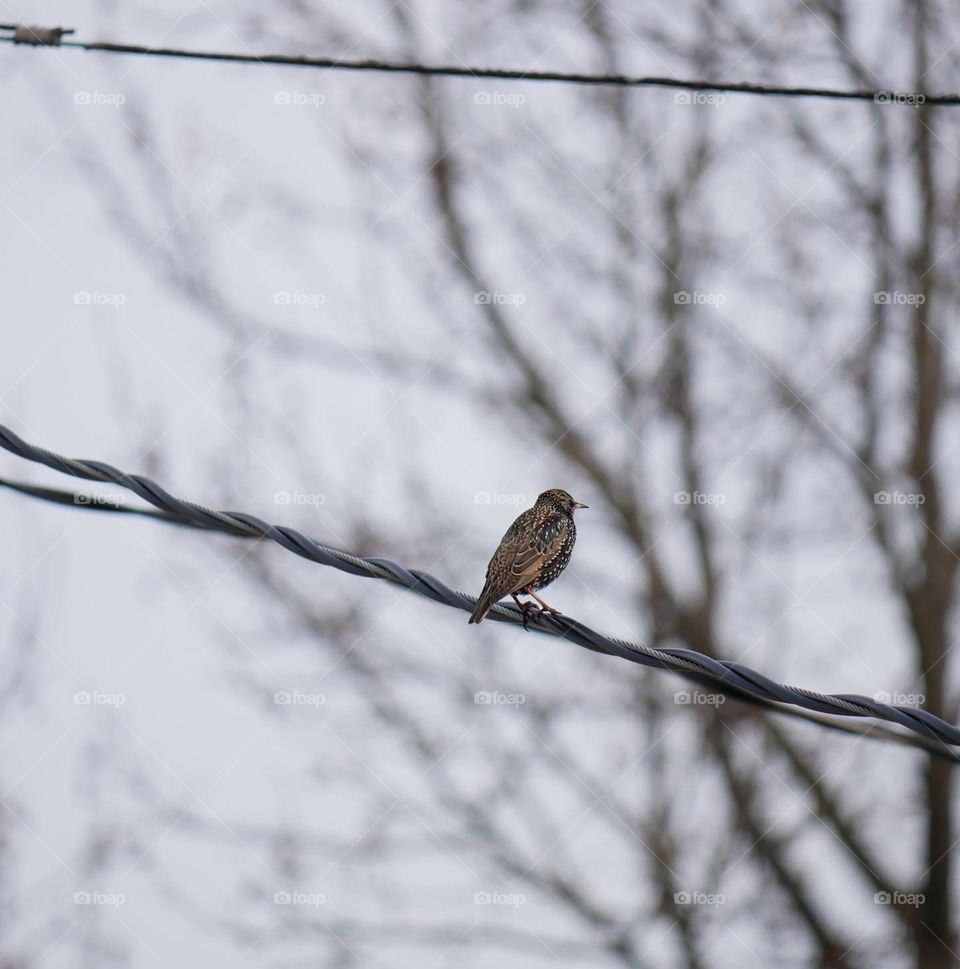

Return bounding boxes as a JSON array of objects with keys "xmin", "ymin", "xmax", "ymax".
[{"xmin": 573, "ymin": 501, "xmax": 589, "ymax": 509}]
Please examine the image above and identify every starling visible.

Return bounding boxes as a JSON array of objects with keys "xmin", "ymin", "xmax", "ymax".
[{"xmin": 468, "ymin": 489, "xmax": 588, "ymax": 626}]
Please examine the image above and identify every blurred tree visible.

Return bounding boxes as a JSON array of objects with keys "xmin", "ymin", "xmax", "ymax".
[{"xmin": 52, "ymin": 0, "xmax": 960, "ymax": 966}]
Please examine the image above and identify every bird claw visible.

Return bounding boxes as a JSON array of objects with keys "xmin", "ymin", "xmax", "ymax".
[
  {"xmin": 517, "ymin": 601, "xmax": 564, "ymax": 630},
  {"xmin": 519, "ymin": 601, "xmax": 541, "ymax": 631}
]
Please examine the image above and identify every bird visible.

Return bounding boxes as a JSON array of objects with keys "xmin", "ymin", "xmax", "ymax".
[{"xmin": 468, "ymin": 489, "xmax": 588, "ymax": 626}]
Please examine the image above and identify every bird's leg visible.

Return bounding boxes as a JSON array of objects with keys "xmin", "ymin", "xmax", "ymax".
[
  {"xmin": 511, "ymin": 593, "xmax": 539, "ymax": 631},
  {"xmin": 525, "ymin": 589, "xmax": 561, "ymax": 616}
]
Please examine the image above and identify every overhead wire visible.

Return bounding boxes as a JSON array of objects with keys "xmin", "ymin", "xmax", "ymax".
[
  {"xmin": 0, "ymin": 424, "xmax": 957, "ymax": 763},
  {"xmin": 0, "ymin": 24, "xmax": 954, "ymax": 105}
]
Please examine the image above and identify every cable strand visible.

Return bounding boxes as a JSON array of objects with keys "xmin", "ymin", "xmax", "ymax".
[
  {"xmin": 0, "ymin": 26, "xmax": 956, "ymax": 105},
  {"xmin": 0, "ymin": 425, "xmax": 958, "ymax": 763}
]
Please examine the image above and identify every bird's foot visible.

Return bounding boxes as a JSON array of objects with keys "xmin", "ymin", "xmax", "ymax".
[
  {"xmin": 523, "ymin": 590, "xmax": 562, "ymax": 619},
  {"xmin": 519, "ymin": 601, "xmax": 541, "ymax": 631}
]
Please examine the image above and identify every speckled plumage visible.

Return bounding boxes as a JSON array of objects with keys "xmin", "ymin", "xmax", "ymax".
[{"xmin": 468, "ymin": 489, "xmax": 587, "ymax": 625}]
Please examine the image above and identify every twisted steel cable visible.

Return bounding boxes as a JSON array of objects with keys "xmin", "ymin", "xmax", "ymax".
[{"xmin": 1, "ymin": 422, "xmax": 958, "ymax": 763}]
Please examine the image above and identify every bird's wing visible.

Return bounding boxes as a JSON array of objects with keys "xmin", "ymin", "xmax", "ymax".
[{"xmin": 493, "ymin": 513, "xmax": 569, "ymax": 595}]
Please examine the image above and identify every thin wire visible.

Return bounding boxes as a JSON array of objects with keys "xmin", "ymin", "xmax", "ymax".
[
  {"xmin": 0, "ymin": 472, "xmax": 926, "ymax": 757},
  {"xmin": 0, "ymin": 26, "xmax": 956, "ymax": 104},
  {"xmin": 0, "ymin": 425, "xmax": 958, "ymax": 764}
]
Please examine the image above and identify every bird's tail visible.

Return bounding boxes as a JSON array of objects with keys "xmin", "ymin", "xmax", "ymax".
[{"xmin": 468, "ymin": 585, "xmax": 497, "ymax": 624}]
